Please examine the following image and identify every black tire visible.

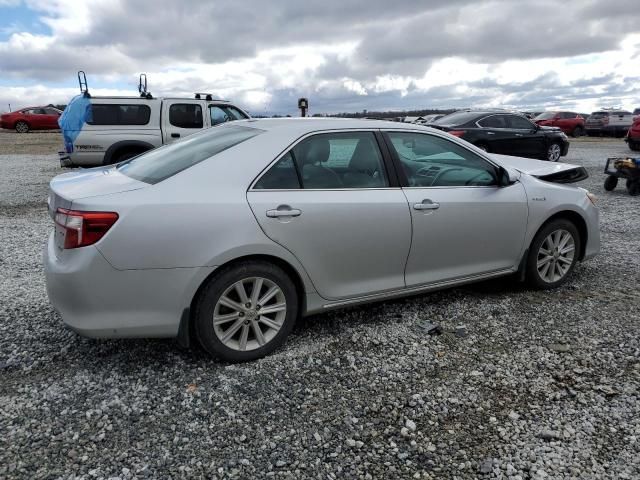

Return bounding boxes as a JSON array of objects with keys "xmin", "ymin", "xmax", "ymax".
[
  {"xmin": 194, "ymin": 261, "xmax": 298, "ymax": 362},
  {"xmin": 15, "ymin": 121, "xmax": 29, "ymax": 133},
  {"xmin": 526, "ymin": 219, "xmax": 581, "ymax": 290},
  {"xmin": 629, "ymin": 141, "xmax": 640, "ymax": 152},
  {"xmin": 572, "ymin": 126, "xmax": 584, "ymax": 138},
  {"xmin": 628, "ymin": 181, "xmax": 640, "ymax": 197},
  {"xmin": 475, "ymin": 143, "xmax": 490, "ymax": 153},
  {"xmin": 604, "ymin": 176, "xmax": 618, "ymax": 191}
]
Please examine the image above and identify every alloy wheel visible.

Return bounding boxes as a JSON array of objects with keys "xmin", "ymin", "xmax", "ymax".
[
  {"xmin": 547, "ymin": 143, "xmax": 561, "ymax": 161},
  {"xmin": 536, "ymin": 229, "xmax": 575, "ymax": 283},
  {"xmin": 15, "ymin": 122, "xmax": 29, "ymax": 133},
  {"xmin": 212, "ymin": 277, "xmax": 287, "ymax": 352}
]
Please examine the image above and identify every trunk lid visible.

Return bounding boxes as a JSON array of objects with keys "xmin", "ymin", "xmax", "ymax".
[
  {"xmin": 489, "ymin": 154, "xmax": 588, "ymax": 184},
  {"xmin": 48, "ymin": 166, "xmax": 147, "ymax": 218}
]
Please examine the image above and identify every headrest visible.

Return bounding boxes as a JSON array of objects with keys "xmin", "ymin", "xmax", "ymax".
[
  {"xmin": 297, "ymin": 138, "xmax": 330, "ymax": 166},
  {"xmin": 349, "ymin": 138, "xmax": 379, "ymax": 172}
]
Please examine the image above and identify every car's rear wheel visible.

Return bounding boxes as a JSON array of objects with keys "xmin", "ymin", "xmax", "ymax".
[
  {"xmin": 526, "ymin": 219, "xmax": 580, "ymax": 289},
  {"xmin": 546, "ymin": 142, "xmax": 562, "ymax": 162},
  {"xmin": 629, "ymin": 141, "xmax": 640, "ymax": 152},
  {"xmin": 572, "ymin": 126, "xmax": 584, "ymax": 137},
  {"xmin": 194, "ymin": 261, "xmax": 298, "ymax": 362},
  {"xmin": 604, "ymin": 175, "xmax": 618, "ymax": 191},
  {"xmin": 475, "ymin": 143, "xmax": 490, "ymax": 153},
  {"xmin": 15, "ymin": 121, "xmax": 29, "ymax": 133}
]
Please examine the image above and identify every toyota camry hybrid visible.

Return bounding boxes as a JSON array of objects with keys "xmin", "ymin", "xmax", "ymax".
[{"xmin": 45, "ymin": 119, "xmax": 600, "ymax": 362}]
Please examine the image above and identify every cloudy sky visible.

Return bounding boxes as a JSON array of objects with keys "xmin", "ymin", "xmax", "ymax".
[{"xmin": 1, "ymin": 0, "xmax": 639, "ymax": 115}]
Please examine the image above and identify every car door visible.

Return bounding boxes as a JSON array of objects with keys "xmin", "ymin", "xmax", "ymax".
[
  {"xmin": 43, "ymin": 108, "xmax": 61, "ymax": 128},
  {"xmin": 384, "ymin": 130, "xmax": 528, "ymax": 287},
  {"xmin": 475, "ymin": 114, "xmax": 513, "ymax": 154},
  {"xmin": 246, "ymin": 130, "xmax": 412, "ymax": 300},
  {"xmin": 162, "ymin": 100, "xmax": 206, "ymax": 144},
  {"xmin": 506, "ymin": 114, "xmax": 546, "ymax": 158}
]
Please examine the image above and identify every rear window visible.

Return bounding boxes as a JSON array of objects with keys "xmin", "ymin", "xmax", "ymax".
[
  {"xmin": 432, "ymin": 111, "xmax": 480, "ymax": 126},
  {"xmin": 117, "ymin": 125, "xmax": 262, "ymax": 184},
  {"xmin": 88, "ymin": 104, "xmax": 151, "ymax": 125}
]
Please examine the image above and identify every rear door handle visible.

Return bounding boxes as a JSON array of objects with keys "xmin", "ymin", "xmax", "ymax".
[
  {"xmin": 266, "ymin": 206, "xmax": 302, "ymax": 218},
  {"xmin": 171, "ymin": 133, "xmax": 180, "ymax": 138},
  {"xmin": 413, "ymin": 199, "xmax": 440, "ymax": 211},
  {"xmin": 487, "ymin": 131, "xmax": 495, "ymax": 135}
]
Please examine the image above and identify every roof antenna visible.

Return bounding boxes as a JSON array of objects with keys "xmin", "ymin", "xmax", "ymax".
[
  {"xmin": 78, "ymin": 71, "xmax": 90, "ymax": 98},
  {"xmin": 138, "ymin": 73, "xmax": 153, "ymax": 99}
]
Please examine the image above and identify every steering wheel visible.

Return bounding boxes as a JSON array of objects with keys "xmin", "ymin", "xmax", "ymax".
[{"xmin": 465, "ymin": 171, "xmax": 491, "ymax": 186}]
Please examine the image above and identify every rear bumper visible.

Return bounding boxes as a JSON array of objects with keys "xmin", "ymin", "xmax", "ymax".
[{"xmin": 44, "ymin": 232, "xmax": 215, "ymax": 339}]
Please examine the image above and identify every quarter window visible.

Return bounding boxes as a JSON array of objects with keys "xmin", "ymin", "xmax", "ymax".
[
  {"xmin": 169, "ymin": 103, "xmax": 203, "ymax": 129},
  {"xmin": 386, "ymin": 131, "xmax": 498, "ymax": 187},
  {"xmin": 88, "ymin": 104, "xmax": 151, "ymax": 125}
]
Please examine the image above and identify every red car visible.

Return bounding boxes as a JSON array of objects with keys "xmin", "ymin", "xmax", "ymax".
[
  {"xmin": 533, "ymin": 111, "xmax": 585, "ymax": 137},
  {"xmin": 625, "ymin": 117, "xmax": 640, "ymax": 151},
  {"xmin": 0, "ymin": 106, "xmax": 62, "ymax": 133}
]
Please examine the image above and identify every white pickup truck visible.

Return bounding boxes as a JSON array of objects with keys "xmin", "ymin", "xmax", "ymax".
[{"xmin": 59, "ymin": 93, "xmax": 250, "ymax": 167}]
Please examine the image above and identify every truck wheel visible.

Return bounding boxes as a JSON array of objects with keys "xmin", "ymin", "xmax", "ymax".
[
  {"xmin": 15, "ymin": 121, "xmax": 29, "ymax": 133},
  {"xmin": 604, "ymin": 176, "xmax": 618, "ymax": 191},
  {"xmin": 108, "ymin": 149, "xmax": 145, "ymax": 165},
  {"xmin": 475, "ymin": 143, "xmax": 490, "ymax": 153}
]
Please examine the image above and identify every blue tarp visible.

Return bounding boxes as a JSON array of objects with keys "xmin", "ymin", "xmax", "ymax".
[{"xmin": 58, "ymin": 95, "xmax": 92, "ymax": 153}]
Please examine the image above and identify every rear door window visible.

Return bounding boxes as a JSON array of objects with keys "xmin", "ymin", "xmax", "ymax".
[
  {"xmin": 169, "ymin": 103, "xmax": 203, "ymax": 129},
  {"xmin": 478, "ymin": 115, "xmax": 507, "ymax": 128},
  {"xmin": 507, "ymin": 115, "xmax": 535, "ymax": 129},
  {"xmin": 118, "ymin": 125, "xmax": 262, "ymax": 184}
]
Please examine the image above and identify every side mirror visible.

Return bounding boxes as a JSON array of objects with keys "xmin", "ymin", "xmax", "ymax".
[{"xmin": 499, "ymin": 167, "xmax": 518, "ymax": 186}]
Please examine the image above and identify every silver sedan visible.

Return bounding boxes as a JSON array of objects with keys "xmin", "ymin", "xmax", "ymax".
[{"xmin": 45, "ymin": 119, "xmax": 600, "ymax": 362}]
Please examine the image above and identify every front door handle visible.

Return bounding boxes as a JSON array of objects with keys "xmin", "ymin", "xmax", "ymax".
[
  {"xmin": 266, "ymin": 206, "xmax": 302, "ymax": 218},
  {"xmin": 171, "ymin": 133, "xmax": 180, "ymax": 138},
  {"xmin": 413, "ymin": 199, "xmax": 440, "ymax": 211}
]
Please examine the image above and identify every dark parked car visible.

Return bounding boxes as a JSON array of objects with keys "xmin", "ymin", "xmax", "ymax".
[
  {"xmin": 429, "ymin": 110, "xmax": 570, "ymax": 161},
  {"xmin": 0, "ymin": 106, "xmax": 62, "ymax": 133},
  {"xmin": 533, "ymin": 111, "xmax": 585, "ymax": 137}
]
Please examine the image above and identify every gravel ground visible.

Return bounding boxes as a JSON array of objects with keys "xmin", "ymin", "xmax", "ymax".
[
  {"xmin": 0, "ymin": 137, "xmax": 639, "ymax": 479},
  {"xmin": 0, "ymin": 130, "xmax": 62, "ymax": 155}
]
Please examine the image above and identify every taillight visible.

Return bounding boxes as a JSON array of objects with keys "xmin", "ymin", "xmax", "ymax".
[
  {"xmin": 55, "ymin": 208, "xmax": 118, "ymax": 249},
  {"xmin": 448, "ymin": 130, "xmax": 466, "ymax": 137}
]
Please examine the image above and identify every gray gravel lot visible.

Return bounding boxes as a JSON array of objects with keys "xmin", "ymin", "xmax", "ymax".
[{"xmin": 1, "ymin": 137, "xmax": 639, "ymax": 479}]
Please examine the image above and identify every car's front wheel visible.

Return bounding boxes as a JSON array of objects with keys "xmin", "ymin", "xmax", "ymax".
[
  {"xmin": 194, "ymin": 261, "xmax": 298, "ymax": 362},
  {"xmin": 546, "ymin": 142, "xmax": 562, "ymax": 162},
  {"xmin": 572, "ymin": 126, "xmax": 584, "ymax": 137},
  {"xmin": 15, "ymin": 121, "xmax": 29, "ymax": 133},
  {"xmin": 526, "ymin": 219, "xmax": 580, "ymax": 289}
]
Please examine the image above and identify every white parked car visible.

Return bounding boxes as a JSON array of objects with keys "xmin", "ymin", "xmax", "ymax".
[
  {"xmin": 45, "ymin": 118, "xmax": 600, "ymax": 362},
  {"xmin": 58, "ymin": 93, "xmax": 250, "ymax": 167}
]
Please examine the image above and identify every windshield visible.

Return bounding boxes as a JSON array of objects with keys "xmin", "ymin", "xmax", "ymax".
[
  {"xmin": 534, "ymin": 112, "xmax": 556, "ymax": 120},
  {"xmin": 432, "ymin": 111, "xmax": 480, "ymax": 126},
  {"xmin": 118, "ymin": 125, "xmax": 262, "ymax": 184}
]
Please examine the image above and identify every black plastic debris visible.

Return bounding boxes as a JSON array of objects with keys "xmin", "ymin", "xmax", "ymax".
[{"xmin": 415, "ymin": 321, "xmax": 442, "ymax": 335}]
